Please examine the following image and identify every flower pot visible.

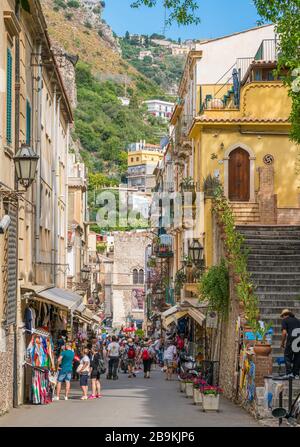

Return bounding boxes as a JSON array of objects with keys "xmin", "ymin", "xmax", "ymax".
[
  {"xmin": 185, "ymin": 382, "xmax": 194, "ymax": 398},
  {"xmin": 202, "ymin": 394, "xmax": 220, "ymax": 411},
  {"xmin": 180, "ymin": 381, "xmax": 186, "ymax": 393},
  {"xmin": 254, "ymin": 343, "xmax": 272, "ymax": 357},
  {"xmin": 193, "ymin": 387, "xmax": 203, "ymax": 406}
]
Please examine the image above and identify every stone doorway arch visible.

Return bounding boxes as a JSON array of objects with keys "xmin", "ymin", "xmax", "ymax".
[{"xmin": 223, "ymin": 143, "xmax": 256, "ymax": 202}]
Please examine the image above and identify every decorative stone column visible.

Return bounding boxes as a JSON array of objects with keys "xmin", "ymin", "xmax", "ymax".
[{"xmin": 257, "ymin": 166, "xmax": 277, "ymax": 224}]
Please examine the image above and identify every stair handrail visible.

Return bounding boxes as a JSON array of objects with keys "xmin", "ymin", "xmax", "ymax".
[{"xmin": 214, "ymin": 62, "xmax": 236, "ymax": 85}]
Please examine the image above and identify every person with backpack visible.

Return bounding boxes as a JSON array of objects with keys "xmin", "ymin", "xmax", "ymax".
[
  {"xmin": 140, "ymin": 339, "xmax": 153, "ymax": 378},
  {"xmin": 125, "ymin": 338, "xmax": 137, "ymax": 378},
  {"xmin": 89, "ymin": 345, "xmax": 106, "ymax": 399}
]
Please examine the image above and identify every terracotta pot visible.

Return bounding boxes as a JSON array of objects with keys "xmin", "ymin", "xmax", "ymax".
[{"xmin": 253, "ymin": 343, "xmax": 271, "ymax": 357}]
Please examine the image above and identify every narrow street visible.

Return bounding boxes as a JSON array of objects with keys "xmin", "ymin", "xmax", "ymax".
[{"xmin": 0, "ymin": 368, "xmax": 258, "ymax": 427}]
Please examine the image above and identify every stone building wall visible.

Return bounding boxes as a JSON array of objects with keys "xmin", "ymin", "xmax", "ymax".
[
  {"xmin": 219, "ymin": 268, "xmax": 241, "ymax": 400},
  {"xmin": 112, "ymin": 231, "xmax": 150, "ymax": 328},
  {"xmin": 0, "ymin": 328, "xmax": 14, "ymax": 416}
]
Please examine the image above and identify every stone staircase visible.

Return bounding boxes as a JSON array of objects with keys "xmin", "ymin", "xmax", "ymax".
[
  {"xmin": 231, "ymin": 202, "xmax": 260, "ymax": 225},
  {"xmin": 237, "ymin": 225, "xmax": 300, "ymax": 407}
]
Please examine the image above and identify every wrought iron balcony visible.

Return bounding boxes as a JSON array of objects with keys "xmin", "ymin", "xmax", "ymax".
[{"xmin": 154, "ymin": 234, "xmax": 174, "ymax": 258}]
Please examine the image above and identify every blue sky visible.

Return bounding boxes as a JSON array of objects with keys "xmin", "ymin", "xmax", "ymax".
[{"xmin": 103, "ymin": 0, "xmax": 263, "ymax": 41}]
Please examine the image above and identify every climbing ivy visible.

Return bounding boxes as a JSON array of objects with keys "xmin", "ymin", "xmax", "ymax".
[
  {"xmin": 198, "ymin": 259, "xmax": 229, "ymax": 317},
  {"xmin": 212, "ymin": 186, "xmax": 259, "ymax": 321}
]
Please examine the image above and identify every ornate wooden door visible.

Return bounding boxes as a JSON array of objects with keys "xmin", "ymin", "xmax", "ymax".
[{"xmin": 228, "ymin": 148, "xmax": 250, "ymax": 201}]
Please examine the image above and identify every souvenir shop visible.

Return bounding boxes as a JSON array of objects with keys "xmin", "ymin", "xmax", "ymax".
[
  {"xmin": 73, "ymin": 307, "xmax": 101, "ymax": 349},
  {"xmin": 162, "ymin": 304, "xmax": 220, "ymax": 384},
  {"xmin": 22, "ymin": 286, "xmax": 83, "ymax": 405}
]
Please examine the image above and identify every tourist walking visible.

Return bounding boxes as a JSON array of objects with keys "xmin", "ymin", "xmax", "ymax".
[
  {"xmin": 106, "ymin": 335, "xmax": 120, "ymax": 380},
  {"xmin": 89, "ymin": 346, "xmax": 105, "ymax": 399},
  {"xmin": 163, "ymin": 341, "xmax": 177, "ymax": 381},
  {"xmin": 281, "ymin": 309, "xmax": 300, "ymax": 379},
  {"xmin": 140, "ymin": 340, "xmax": 153, "ymax": 378},
  {"xmin": 125, "ymin": 338, "xmax": 137, "ymax": 378},
  {"xmin": 54, "ymin": 342, "xmax": 74, "ymax": 401},
  {"xmin": 78, "ymin": 348, "xmax": 91, "ymax": 400}
]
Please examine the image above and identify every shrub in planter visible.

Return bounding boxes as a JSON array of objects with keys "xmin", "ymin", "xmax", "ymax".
[{"xmin": 248, "ymin": 319, "xmax": 272, "ymax": 357}]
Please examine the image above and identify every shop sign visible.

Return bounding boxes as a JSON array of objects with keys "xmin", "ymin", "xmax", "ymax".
[{"xmin": 206, "ymin": 311, "xmax": 218, "ymax": 328}]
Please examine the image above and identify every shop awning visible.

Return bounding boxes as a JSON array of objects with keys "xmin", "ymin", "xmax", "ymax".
[
  {"xmin": 35, "ymin": 287, "xmax": 83, "ymax": 312},
  {"xmin": 163, "ymin": 307, "xmax": 205, "ymax": 328},
  {"xmin": 164, "ymin": 311, "xmax": 188, "ymax": 328},
  {"xmin": 74, "ymin": 313, "xmax": 92, "ymax": 325},
  {"xmin": 188, "ymin": 308, "xmax": 206, "ymax": 326},
  {"xmin": 161, "ymin": 305, "xmax": 179, "ymax": 319},
  {"xmin": 76, "ymin": 302, "xmax": 86, "ymax": 313}
]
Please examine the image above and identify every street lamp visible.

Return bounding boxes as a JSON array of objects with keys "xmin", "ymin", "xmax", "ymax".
[
  {"xmin": 14, "ymin": 144, "xmax": 39, "ymax": 189},
  {"xmin": 81, "ymin": 265, "xmax": 91, "ymax": 282},
  {"xmin": 188, "ymin": 239, "xmax": 204, "ymax": 266}
]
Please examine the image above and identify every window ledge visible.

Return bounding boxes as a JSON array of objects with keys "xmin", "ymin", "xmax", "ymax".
[{"xmin": 4, "ymin": 11, "xmax": 21, "ymax": 38}]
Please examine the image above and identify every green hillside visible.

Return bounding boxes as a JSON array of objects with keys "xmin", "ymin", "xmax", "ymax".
[{"xmin": 74, "ymin": 61, "xmax": 168, "ymax": 182}]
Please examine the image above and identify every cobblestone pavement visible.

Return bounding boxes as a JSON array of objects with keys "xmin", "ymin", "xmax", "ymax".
[{"xmin": 0, "ymin": 367, "xmax": 260, "ymax": 427}]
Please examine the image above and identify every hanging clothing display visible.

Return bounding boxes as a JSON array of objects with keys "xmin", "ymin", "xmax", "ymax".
[
  {"xmin": 27, "ymin": 333, "xmax": 55, "ymax": 369},
  {"xmin": 31, "ymin": 369, "xmax": 52, "ymax": 405},
  {"xmin": 26, "ymin": 330, "xmax": 55, "ymax": 405}
]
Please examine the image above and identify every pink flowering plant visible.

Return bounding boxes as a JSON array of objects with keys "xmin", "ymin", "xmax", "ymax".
[
  {"xmin": 193, "ymin": 377, "xmax": 207, "ymax": 389},
  {"xmin": 201, "ymin": 385, "xmax": 223, "ymax": 396}
]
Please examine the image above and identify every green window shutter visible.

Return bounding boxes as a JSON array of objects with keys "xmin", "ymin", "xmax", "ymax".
[
  {"xmin": 26, "ymin": 100, "xmax": 31, "ymax": 145},
  {"xmin": 6, "ymin": 48, "xmax": 13, "ymax": 145}
]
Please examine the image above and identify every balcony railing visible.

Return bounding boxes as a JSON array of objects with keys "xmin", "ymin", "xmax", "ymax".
[
  {"xmin": 200, "ymin": 39, "xmax": 279, "ymax": 112},
  {"xmin": 254, "ymin": 39, "xmax": 279, "ymax": 62},
  {"xmin": 154, "ymin": 234, "xmax": 174, "ymax": 258}
]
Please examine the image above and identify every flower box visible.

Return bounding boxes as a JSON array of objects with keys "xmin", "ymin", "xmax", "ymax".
[
  {"xmin": 185, "ymin": 382, "xmax": 194, "ymax": 398},
  {"xmin": 193, "ymin": 387, "xmax": 203, "ymax": 406},
  {"xmin": 179, "ymin": 381, "xmax": 186, "ymax": 393},
  {"xmin": 202, "ymin": 393, "xmax": 220, "ymax": 411}
]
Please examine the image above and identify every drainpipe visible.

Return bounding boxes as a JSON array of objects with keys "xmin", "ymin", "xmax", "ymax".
[
  {"xmin": 51, "ymin": 87, "xmax": 57, "ymax": 285},
  {"xmin": 64, "ymin": 123, "xmax": 70, "ymax": 288},
  {"xmin": 54, "ymin": 96, "xmax": 61, "ymax": 285},
  {"xmin": 34, "ymin": 42, "xmax": 42, "ymax": 280},
  {"xmin": 13, "ymin": 0, "xmax": 21, "ymax": 409}
]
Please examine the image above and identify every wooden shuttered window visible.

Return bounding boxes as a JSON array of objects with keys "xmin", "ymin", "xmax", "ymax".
[
  {"xmin": 6, "ymin": 48, "xmax": 13, "ymax": 145},
  {"xmin": 26, "ymin": 100, "xmax": 31, "ymax": 145}
]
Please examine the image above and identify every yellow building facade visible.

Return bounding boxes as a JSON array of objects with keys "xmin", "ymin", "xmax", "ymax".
[{"xmin": 168, "ymin": 26, "xmax": 299, "ymax": 276}]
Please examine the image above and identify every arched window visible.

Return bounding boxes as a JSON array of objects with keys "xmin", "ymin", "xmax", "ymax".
[
  {"xmin": 138, "ymin": 269, "xmax": 144, "ymax": 284},
  {"xmin": 133, "ymin": 269, "xmax": 138, "ymax": 284}
]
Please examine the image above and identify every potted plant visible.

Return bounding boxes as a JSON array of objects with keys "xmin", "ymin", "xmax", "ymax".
[
  {"xmin": 193, "ymin": 378, "xmax": 206, "ymax": 406},
  {"xmin": 185, "ymin": 380, "xmax": 194, "ymax": 398},
  {"xmin": 182, "ymin": 255, "xmax": 193, "ymax": 268},
  {"xmin": 203, "ymin": 174, "xmax": 221, "ymax": 198},
  {"xmin": 180, "ymin": 176, "xmax": 195, "ymax": 192},
  {"xmin": 201, "ymin": 385, "xmax": 223, "ymax": 411},
  {"xmin": 174, "ymin": 269, "xmax": 187, "ymax": 296},
  {"xmin": 248, "ymin": 319, "xmax": 272, "ymax": 357}
]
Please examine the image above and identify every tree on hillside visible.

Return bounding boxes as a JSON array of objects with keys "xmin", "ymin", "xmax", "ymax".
[
  {"xmin": 125, "ymin": 30, "xmax": 130, "ymax": 40},
  {"xmin": 254, "ymin": 0, "xmax": 300, "ymax": 144},
  {"xmin": 131, "ymin": 1, "xmax": 200, "ymax": 25}
]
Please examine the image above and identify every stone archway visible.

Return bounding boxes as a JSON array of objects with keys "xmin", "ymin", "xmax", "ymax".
[{"xmin": 223, "ymin": 143, "xmax": 256, "ymax": 202}]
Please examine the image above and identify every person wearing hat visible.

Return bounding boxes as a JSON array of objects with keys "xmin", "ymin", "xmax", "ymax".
[{"xmin": 280, "ymin": 309, "xmax": 300, "ymax": 379}]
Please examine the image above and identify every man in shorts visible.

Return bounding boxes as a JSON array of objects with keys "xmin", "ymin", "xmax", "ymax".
[{"xmin": 54, "ymin": 342, "xmax": 75, "ymax": 401}]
